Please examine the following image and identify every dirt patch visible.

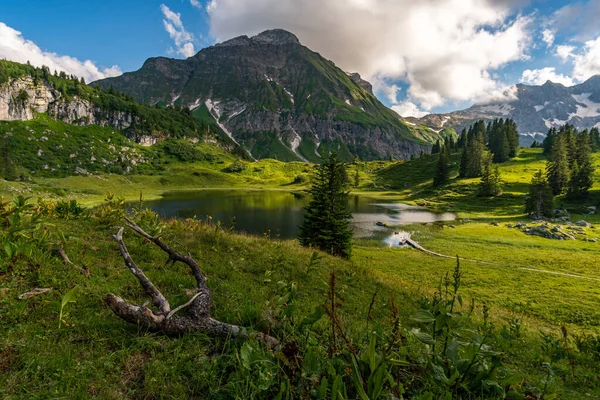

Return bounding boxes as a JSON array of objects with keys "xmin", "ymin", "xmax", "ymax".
[
  {"xmin": 0, "ymin": 347, "xmax": 17, "ymax": 373},
  {"xmin": 122, "ymin": 351, "xmax": 151, "ymax": 392}
]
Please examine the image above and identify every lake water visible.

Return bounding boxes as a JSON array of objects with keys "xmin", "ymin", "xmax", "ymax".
[{"xmin": 142, "ymin": 190, "xmax": 456, "ymax": 241}]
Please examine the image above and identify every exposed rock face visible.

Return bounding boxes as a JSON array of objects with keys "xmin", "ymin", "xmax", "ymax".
[
  {"xmin": 93, "ymin": 29, "xmax": 433, "ymax": 161},
  {"xmin": 409, "ymin": 76, "xmax": 600, "ymax": 146},
  {"xmin": 0, "ymin": 76, "xmax": 59, "ymax": 120},
  {"xmin": 0, "ymin": 76, "xmax": 146, "ymax": 142}
]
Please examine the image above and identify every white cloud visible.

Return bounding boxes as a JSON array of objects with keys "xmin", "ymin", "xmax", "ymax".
[
  {"xmin": 190, "ymin": 0, "xmax": 202, "ymax": 8},
  {"xmin": 160, "ymin": 4, "xmax": 196, "ymax": 58},
  {"xmin": 391, "ymin": 101, "xmax": 428, "ymax": 118},
  {"xmin": 555, "ymin": 45, "xmax": 575, "ymax": 62},
  {"xmin": 541, "ymin": 29, "xmax": 554, "ymax": 47},
  {"xmin": 521, "ymin": 67, "xmax": 574, "ymax": 86},
  {"xmin": 0, "ymin": 22, "xmax": 121, "ymax": 83},
  {"xmin": 571, "ymin": 36, "xmax": 600, "ymax": 82},
  {"xmin": 205, "ymin": 0, "xmax": 533, "ymax": 111}
]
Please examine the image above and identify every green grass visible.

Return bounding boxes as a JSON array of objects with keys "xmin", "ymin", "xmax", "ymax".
[
  {"xmin": 371, "ymin": 147, "xmax": 600, "ymax": 218},
  {"xmin": 1, "ymin": 210, "xmax": 599, "ymax": 398}
]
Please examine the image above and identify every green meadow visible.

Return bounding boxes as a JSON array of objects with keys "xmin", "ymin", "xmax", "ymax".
[{"xmin": 2, "ymin": 144, "xmax": 600, "ymax": 398}]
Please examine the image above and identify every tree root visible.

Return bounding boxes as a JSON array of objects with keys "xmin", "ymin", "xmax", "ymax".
[{"xmin": 105, "ymin": 218, "xmax": 278, "ymax": 348}]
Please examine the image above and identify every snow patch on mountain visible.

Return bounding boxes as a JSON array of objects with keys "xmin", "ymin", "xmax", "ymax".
[
  {"xmin": 475, "ymin": 104, "xmax": 513, "ymax": 115},
  {"xmin": 570, "ymin": 93, "xmax": 600, "ymax": 119}
]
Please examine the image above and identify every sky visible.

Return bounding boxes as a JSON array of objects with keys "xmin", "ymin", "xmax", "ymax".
[{"xmin": 1, "ymin": 0, "xmax": 599, "ymax": 117}]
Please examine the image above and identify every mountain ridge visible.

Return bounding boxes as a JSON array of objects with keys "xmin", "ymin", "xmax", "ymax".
[
  {"xmin": 94, "ymin": 29, "xmax": 448, "ymax": 162},
  {"xmin": 409, "ymin": 75, "xmax": 600, "ymax": 146}
]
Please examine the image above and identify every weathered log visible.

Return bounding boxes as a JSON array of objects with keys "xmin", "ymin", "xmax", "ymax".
[{"xmin": 105, "ymin": 219, "xmax": 277, "ymax": 347}]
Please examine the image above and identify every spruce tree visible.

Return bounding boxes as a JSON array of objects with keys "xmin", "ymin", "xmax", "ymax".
[
  {"xmin": 431, "ymin": 140, "xmax": 441, "ymax": 154},
  {"xmin": 506, "ymin": 119, "xmax": 519, "ymax": 158},
  {"xmin": 546, "ymin": 134, "xmax": 570, "ymax": 195},
  {"xmin": 590, "ymin": 127, "xmax": 600, "ymax": 151},
  {"xmin": 466, "ymin": 126, "xmax": 485, "ymax": 177},
  {"xmin": 543, "ymin": 128, "xmax": 557, "ymax": 155},
  {"xmin": 477, "ymin": 155, "xmax": 502, "ymax": 197},
  {"xmin": 459, "ymin": 144, "xmax": 468, "ymax": 178},
  {"xmin": 567, "ymin": 130, "xmax": 595, "ymax": 198},
  {"xmin": 433, "ymin": 145, "xmax": 450, "ymax": 187},
  {"xmin": 298, "ymin": 152, "xmax": 353, "ymax": 259},
  {"xmin": 525, "ymin": 170, "xmax": 554, "ymax": 218}
]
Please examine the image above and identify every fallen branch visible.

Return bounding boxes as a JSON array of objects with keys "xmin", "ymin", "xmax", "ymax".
[
  {"xmin": 105, "ymin": 220, "xmax": 278, "ymax": 347},
  {"xmin": 56, "ymin": 248, "xmax": 90, "ymax": 276},
  {"xmin": 18, "ymin": 288, "xmax": 52, "ymax": 300}
]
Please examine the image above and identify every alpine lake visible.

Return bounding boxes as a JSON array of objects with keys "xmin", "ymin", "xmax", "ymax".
[{"xmin": 140, "ymin": 190, "xmax": 456, "ymax": 247}]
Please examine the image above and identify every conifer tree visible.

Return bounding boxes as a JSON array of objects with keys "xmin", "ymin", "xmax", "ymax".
[
  {"xmin": 590, "ymin": 127, "xmax": 600, "ymax": 151},
  {"xmin": 431, "ymin": 140, "xmax": 441, "ymax": 154},
  {"xmin": 298, "ymin": 152, "xmax": 353, "ymax": 259},
  {"xmin": 567, "ymin": 130, "xmax": 595, "ymax": 198},
  {"xmin": 477, "ymin": 155, "xmax": 502, "ymax": 197},
  {"xmin": 457, "ymin": 128, "xmax": 467, "ymax": 149},
  {"xmin": 525, "ymin": 170, "xmax": 554, "ymax": 218},
  {"xmin": 543, "ymin": 127, "xmax": 557, "ymax": 155},
  {"xmin": 433, "ymin": 145, "xmax": 450, "ymax": 187},
  {"xmin": 466, "ymin": 124, "xmax": 485, "ymax": 177},
  {"xmin": 546, "ymin": 134, "xmax": 570, "ymax": 195},
  {"xmin": 459, "ymin": 144, "xmax": 468, "ymax": 178}
]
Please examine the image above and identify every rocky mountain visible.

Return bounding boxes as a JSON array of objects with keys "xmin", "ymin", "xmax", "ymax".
[
  {"xmin": 93, "ymin": 29, "xmax": 441, "ymax": 162},
  {"xmin": 0, "ymin": 60, "xmax": 223, "ymax": 148},
  {"xmin": 408, "ymin": 76, "xmax": 600, "ymax": 146}
]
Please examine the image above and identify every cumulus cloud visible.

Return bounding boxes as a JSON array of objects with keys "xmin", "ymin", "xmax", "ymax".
[
  {"xmin": 555, "ymin": 45, "xmax": 575, "ymax": 62},
  {"xmin": 571, "ymin": 36, "xmax": 600, "ymax": 82},
  {"xmin": 206, "ymin": 0, "xmax": 533, "ymax": 111},
  {"xmin": 391, "ymin": 101, "xmax": 429, "ymax": 118},
  {"xmin": 190, "ymin": 0, "xmax": 202, "ymax": 8},
  {"xmin": 161, "ymin": 4, "xmax": 196, "ymax": 57},
  {"xmin": 0, "ymin": 22, "xmax": 121, "ymax": 83},
  {"xmin": 521, "ymin": 67, "xmax": 574, "ymax": 86},
  {"xmin": 541, "ymin": 29, "xmax": 554, "ymax": 47}
]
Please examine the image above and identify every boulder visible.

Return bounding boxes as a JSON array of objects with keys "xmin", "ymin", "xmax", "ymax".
[{"xmin": 575, "ymin": 220, "xmax": 593, "ymax": 228}]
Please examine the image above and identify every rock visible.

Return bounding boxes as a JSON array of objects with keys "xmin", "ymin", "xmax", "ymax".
[
  {"xmin": 576, "ymin": 220, "xmax": 592, "ymax": 228},
  {"xmin": 75, "ymin": 167, "xmax": 89, "ymax": 175},
  {"xmin": 584, "ymin": 238, "xmax": 598, "ymax": 242},
  {"xmin": 491, "ymin": 222, "xmax": 500, "ymax": 226},
  {"xmin": 586, "ymin": 206, "xmax": 596, "ymax": 214},
  {"xmin": 448, "ymin": 225, "xmax": 456, "ymax": 229},
  {"xmin": 516, "ymin": 222, "xmax": 527, "ymax": 228}
]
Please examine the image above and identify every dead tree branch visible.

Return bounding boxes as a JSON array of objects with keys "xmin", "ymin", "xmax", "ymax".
[
  {"xmin": 105, "ymin": 220, "xmax": 278, "ymax": 347},
  {"xmin": 56, "ymin": 247, "xmax": 90, "ymax": 276}
]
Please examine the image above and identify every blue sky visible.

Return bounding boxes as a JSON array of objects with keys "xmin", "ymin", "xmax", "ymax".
[{"xmin": 1, "ymin": 0, "xmax": 599, "ymax": 116}]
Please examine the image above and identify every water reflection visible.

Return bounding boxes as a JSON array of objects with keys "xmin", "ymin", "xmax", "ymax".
[{"xmin": 141, "ymin": 190, "xmax": 456, "ymax": 240}]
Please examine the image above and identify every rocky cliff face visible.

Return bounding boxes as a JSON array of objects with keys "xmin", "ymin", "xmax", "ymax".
[
  {"xmin": 0, "ymin": 76, "xmax": 153, "ymax": 142},
  {"xmin": 94, "ymin": 29, "xmax": 435, "ymax": 161},
  {"xmin": 409, "ymin": 76, "xmax": 600, "ymax": 146},
  {"xmin": 0, "ymin": 76, "xmax": 58, "ymax": 120}
]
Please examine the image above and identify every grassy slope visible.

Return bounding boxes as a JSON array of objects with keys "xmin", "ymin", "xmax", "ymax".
[
  {"xmin": 2, "ymin": 145, "xmax": 600, "ymax": 397},
  {"xmin": 1, "ymin": 215, "xmax": 598, "ymax": 398}
]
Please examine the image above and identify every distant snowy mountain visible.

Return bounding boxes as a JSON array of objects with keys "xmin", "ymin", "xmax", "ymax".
[{"xmin": 408, "ymin": 76, "xmax": 600, "ymax": 146}]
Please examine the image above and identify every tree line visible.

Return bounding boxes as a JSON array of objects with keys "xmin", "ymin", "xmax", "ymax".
[
  {"xmin": 432, "ymin": 118, "xmax": 518, "ymax": 195},
  {"xmin": 526, "ymin": 124, "xmax": 597, "ymax": 218}
]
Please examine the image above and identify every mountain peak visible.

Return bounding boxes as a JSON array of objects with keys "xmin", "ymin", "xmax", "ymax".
[{"xmin": 251, "ymin": 29, "xmax": 301, "ymax": 45}]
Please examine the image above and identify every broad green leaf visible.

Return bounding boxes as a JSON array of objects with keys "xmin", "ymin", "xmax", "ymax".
[
  {"xmin": 411, "ymin": 309, "xmax": 436, "ymax": 323},
  {"xmin": 412, "ymin": 330, "xmax": 435, "ymax": 345}
]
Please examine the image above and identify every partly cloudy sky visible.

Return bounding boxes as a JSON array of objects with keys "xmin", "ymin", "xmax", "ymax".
[{"xmin": 1, "ymin": 0, "xmax": 599, "ymax": 116}]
